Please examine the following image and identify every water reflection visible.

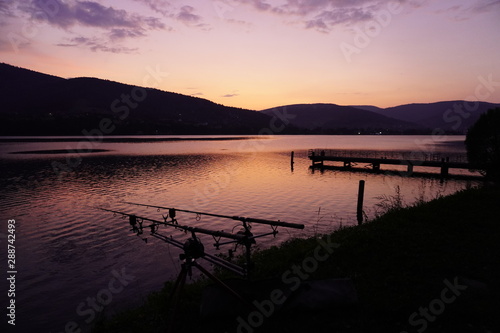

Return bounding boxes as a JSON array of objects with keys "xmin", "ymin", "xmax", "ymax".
[{"xmin": 0, "ymin": 137, "xmax": 479, "ymax": 332}]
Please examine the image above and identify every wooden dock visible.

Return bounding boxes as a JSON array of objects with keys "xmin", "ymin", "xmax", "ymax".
[{"xmin": 308, "ymin": 149, "xmax": 471, "ymax": 177}]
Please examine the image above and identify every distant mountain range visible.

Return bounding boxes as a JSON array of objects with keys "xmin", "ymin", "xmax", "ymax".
[
  {"xmin": 261, "ymin": 104, "xmax": 423, "ymax": 134},
  {"xmin": 354, "ymin": 102, "xmax": 499, "ymax": 133},
  {"xmin": 1, "ymin": 63, "xmax": 498, "ymax": 135}
]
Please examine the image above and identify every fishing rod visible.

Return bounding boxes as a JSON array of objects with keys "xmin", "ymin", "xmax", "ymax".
[
  {"xmin": 121, "ymin": 201, "xmax": 305, "ymax": 230},
  {"xmin": 99, "ymin": 207, "xmax": 245, "ymax": 241}
]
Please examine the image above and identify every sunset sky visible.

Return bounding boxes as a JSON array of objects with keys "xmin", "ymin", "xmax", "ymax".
[{"xmin": 1, "ymin": 0, "xmax": 499, "ymax": 110}]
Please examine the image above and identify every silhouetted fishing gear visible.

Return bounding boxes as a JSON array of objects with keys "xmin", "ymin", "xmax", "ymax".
[
  {"xmin": 97, "ymin": 203, "xmax": 306, "ymax": 332},
  {"xmin": 98, "ymin": 207, "xmax": 268, "ymax": 273},
  {"xmin": 121, "ymin": 201, "xmax": 305, "ymax": 230},
  {"xmin": 99, "ymin": 207, "xmax": 245, "ymax": 241}
]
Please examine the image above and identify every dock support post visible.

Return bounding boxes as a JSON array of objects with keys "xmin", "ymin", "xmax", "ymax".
[
  {"xmin": 291, "ymin": 151, "xmax": 294, "ymax": 171},
  {"xmin": 407, "ymin": 164, "xmax": 413, "ymax": 175},
  {"xmin": 357, "ymin": 180, "xmax": 365, "ymax": 225},
  {"xmin": 441, "ymin": 158, "xmax": 449, "ymax": 177}
]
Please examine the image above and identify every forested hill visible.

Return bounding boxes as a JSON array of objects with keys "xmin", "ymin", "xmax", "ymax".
[{"xmin": 0, "ymin": 63, "xmax": 273, "ymax": 135}]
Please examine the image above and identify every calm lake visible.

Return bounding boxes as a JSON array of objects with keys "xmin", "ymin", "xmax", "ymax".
[{"xmin": 0, "ymin": 135, "xmax": 480, "ymax": 332}]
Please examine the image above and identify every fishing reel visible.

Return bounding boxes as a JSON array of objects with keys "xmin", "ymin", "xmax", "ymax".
[{"xmin": 180, "ymin": 235, "xmax": 205, "ymax": 260}]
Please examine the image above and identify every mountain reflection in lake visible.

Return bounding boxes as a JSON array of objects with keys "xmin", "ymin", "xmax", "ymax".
[{"xmin": 0, "ymin": 135, "xmax": 479, "ymax": 332}]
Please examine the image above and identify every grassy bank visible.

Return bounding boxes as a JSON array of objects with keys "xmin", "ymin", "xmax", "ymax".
[{"xmin": 94, "ymin": 185, "xmax": 500, "ymax": 333}]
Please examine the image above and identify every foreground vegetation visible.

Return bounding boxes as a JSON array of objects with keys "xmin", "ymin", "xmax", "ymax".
[{"xmin": 94, "ymin": 185, "xmax": 500, "ymax": 333}]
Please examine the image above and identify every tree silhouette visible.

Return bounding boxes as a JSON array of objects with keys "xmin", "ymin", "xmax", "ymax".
[{"xmin": 465, "ymin": 108, "xmax": 500, "ymax": 181}]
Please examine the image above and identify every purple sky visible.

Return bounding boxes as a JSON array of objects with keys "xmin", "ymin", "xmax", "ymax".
[{"xmin": 1, "ymin": 0, "xmax": 500, "ymax": 109}]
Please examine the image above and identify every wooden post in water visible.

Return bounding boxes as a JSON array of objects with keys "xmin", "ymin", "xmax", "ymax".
[
  {"xmin": 407, "ymin": 163, "xmax": 414, "ymax": 175},
  {"xmin": 357, "ymin": 180, "xmax": 365, "ymax": 225},
  {"xmin": 290, "ymin": 151, "xmax": 294, "ymax": 171},
  {"xmin": 440, "ymin": 158, "xmax": 449, "ymax": 177}
]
